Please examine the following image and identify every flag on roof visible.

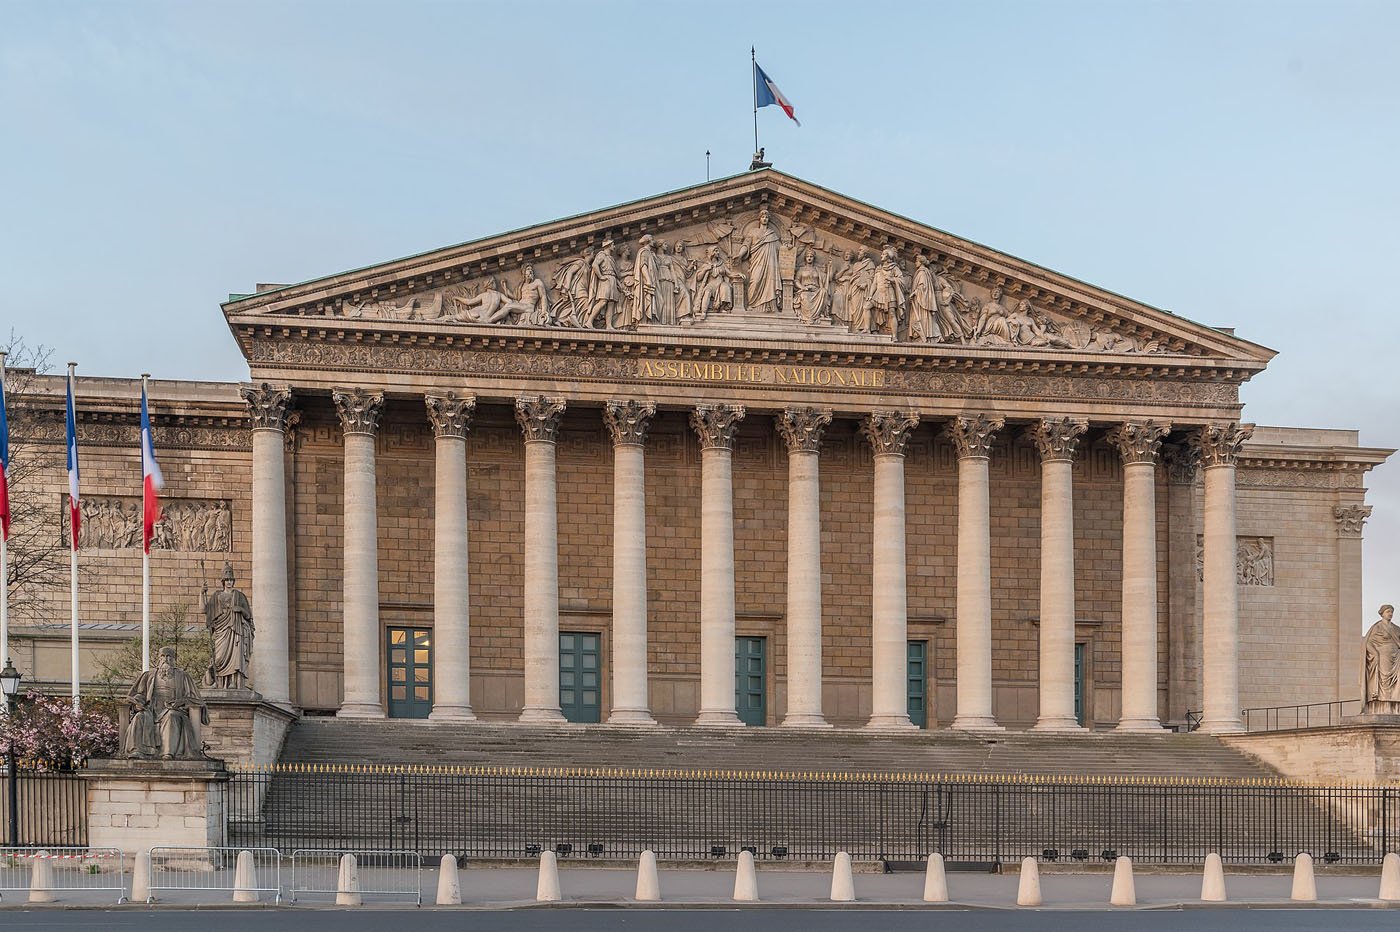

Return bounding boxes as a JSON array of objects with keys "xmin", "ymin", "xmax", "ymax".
[{"xmin": 754, "ymin": 61, "xmax": 800, "ymax": 126}]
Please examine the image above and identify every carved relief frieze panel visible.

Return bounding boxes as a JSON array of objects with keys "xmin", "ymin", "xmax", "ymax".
[
  {"xmin": 63, "ymin": 496, "xmax": 233, "ymax": 552},
  {"xmin": 1195, "ymin": 535, "xmax": 1275, "ymax": 586}
]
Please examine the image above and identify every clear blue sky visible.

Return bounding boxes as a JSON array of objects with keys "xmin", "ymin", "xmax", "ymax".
[{"xmin": 4, "ymin": 0, "xmax": 1398, "ymax": 624}]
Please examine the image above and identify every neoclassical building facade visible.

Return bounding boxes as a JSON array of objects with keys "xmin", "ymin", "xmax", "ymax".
[{"xmin": 9, "ymin": 171, "xmax": 1390, "ymax": 732}]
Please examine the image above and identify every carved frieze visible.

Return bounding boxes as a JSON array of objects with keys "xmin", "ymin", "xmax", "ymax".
[
  {"xmin": 1029, "ymin": 417, "xmax": 1088, "ymax": 462},
  {"xmin": 424, "ymin": 393, "xmax": 476, "ymax": 439},
  {"xmin": 1106, "ymin": 421, "xmax": 1171, "ymax": 465},
  {"xmin": 64, "ymin": 496, "xmax": 232, "ymax": 552},
  {"xmin": 861, "ymin": 412, "xmax": 920, "ymax": 456},
  {"xmin": 1190, "ymin": 423, "xmax": 1254, "ymax": 468},
  {"xmin": 332, "ymin": 388, "xmax": 385, "ymax": 436},
  {"xmin": 1195, "ymin": 535, "xmax": 1274, "ymax": 587},
  {"xmin": 777, "ymin": 407, "xmax": 833, "ymax": 454},
  {"xmin": 603, "ymin": 400, "xmax": 657, "ymax": 446},
  {"xmin": 240, "ymin": 383, "xmax": 293, "ymax": 431},
  {"xmin": 1335, "ymin": 504, "xmax": 1373, "ymax": 538},
  {"xmin": 514, "ymin": 395, "xmax": 567, "ymax": 443},
  {"xmin": 690, "ymin": 404, "xmax": 746, "ymax": 451},
  {"xmin": 944, "ymin": 414, "xmax": 1005, "ymax": 459}
]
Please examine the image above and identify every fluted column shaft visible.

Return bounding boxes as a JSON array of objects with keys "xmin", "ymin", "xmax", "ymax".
[
  {"xmin": 334, "ymin": 388, "xmax": 385, "ymax": 719},
  {"xmin": 779, "ymin": 407, "xmax": 832, "ymax": 728},
  {"xmin": 692, "ymin": 405, "xmax": 745, "ymax": 726},
  {"xmin": 517, "ymin": 396, "xmax": 567, "ymax": 724},
  {"xmin": 947, "ymin": 415, "xmax": 1004, "ymax": 731},
  {"xmin": 1195, "ymin": 423, "xmax": 1253, "ymax": 734},
  {"xmin": 242, "ymin": 384, "xmax": 292, "ymax": 705},
  {"xmin": 1031, "ymin": 418, "xmax": 1087, "ymax": 731},
  {"xmin": 1335, "ymin": 505, "xmax": 1371, "ymax": 700},
  {"xmin": 606, "ymin": 400, "xmax": 657, "ymax": 725},
  {"xmin": 864, "ymin": 412, "xmax": 919, "ymax": 730},
  {"xmin": 427, "ymin": 393, "xmax": 476, "ymax": 722}
]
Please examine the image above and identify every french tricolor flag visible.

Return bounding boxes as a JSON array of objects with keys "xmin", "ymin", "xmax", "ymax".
[
  {"xmin": 755, "ymin": 61, "xmax": 800, "ymax": 127},
  {"xmin": 65, "ymin": 368, "xmax": 80, "ymax": 551},
  {"xmin": 0, "ymin": 359, "xmax": 10, "ymax": 542},
  {"xmin": 140, "ymin": 382, "xmax": 164, "ymax": 554}
]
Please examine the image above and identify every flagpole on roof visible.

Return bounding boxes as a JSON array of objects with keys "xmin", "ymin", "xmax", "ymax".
[
  {"xmin": 141, "ymin": 374, "xmax": 151, "ymax": 673},
  {"xmin": 66, "ymin": 362, "xmax": 79, "ymax": 711},
  {"xmin": 751, "ymin": 46, "xmax": 759, "ymax": 157},
  {"xmin": 0, "ymin": 349, "xmax": 9, "ymax": 691}
]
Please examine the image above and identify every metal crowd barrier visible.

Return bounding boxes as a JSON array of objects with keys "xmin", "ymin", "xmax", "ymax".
[
  {"xmin": 0, "ymin": 847, "xmax": 126, "ymax": 903},
  {"xmin": 289, "ymin": 848, "xmax": 422, "ymax": 905},
  {"xmin": 147, "ymin": 846, "xmax": 282, "ymax": 904}
]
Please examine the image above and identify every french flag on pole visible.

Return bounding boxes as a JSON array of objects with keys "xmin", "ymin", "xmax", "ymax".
[
  {"xmin": 65, "ymin": 368, "xmax": 80, "ymax": 551},
  {"xmin": 140, "ymin": 383, "xmax": 164, "ymax": 554},
  {"xmin": 755, "ymin": 61, "xmax": 800, "ymax": 126},
  {"xmin": 0, "ymin": 363, "xmax": 10, "ymax": 542}
]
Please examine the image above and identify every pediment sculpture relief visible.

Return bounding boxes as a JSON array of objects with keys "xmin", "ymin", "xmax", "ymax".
[{"xmin": 303, "ymin": 209, "xmax": 1167, "ymax": 353}]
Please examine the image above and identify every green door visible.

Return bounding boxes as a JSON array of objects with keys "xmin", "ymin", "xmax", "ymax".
[
  {"xmin": 907, "ymin": 640, "xmax": 928, "ymax": 728},
  {"xmin": 387, "ymin": 626, "xmax": 432, "ymax": 719},
  {"xmin": 559, "ymin": 632, "xmax": 601, "ymax": 723},
  {"xmin": 1074, "ymin": 642, "xmax": 1085, "ymax": 726},
  {"xmin": 735, "ymin": 637, "xmax": 766, "ymax": 727}
]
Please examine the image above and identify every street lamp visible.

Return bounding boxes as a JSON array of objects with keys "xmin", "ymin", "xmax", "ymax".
[{"xmin": 1, "ymin": 658, "xmax": 21, "ymax": 848}]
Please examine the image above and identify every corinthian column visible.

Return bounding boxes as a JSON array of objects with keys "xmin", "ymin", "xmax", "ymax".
[
  {"xmin": 333, "ymin": 388, "xmax": 385, "ymax": 718},
  {"xmin": 778, "ymin": 406, "xmax": 833, "ymax": 728},
  {"xmin": 946, "ymin": 414, "xmax": 1005, "ymax": 731},
  {"xmin": 1108, "ymin": 421, "xmax": 1171, "ymax": 732},
  {"xmin": 1191, "ymin": 422, "xmax": 1254, "ymax": 734},
  {"xmin": 1029, "ymin": 416, "xmax": 1088, "ymax": 731},
  {"xmin": 516, "ymin": 395, "xmax": 567, "ymax": 724},
  {"xmin": 604, "ymin": 399, "xmax": 658, "ymax": 725},
  {"xmin": 240, "ymin": 383, "xmax": 293, "ymax": 705},
  {"xmin": 690, "ymin": 404, "xmax": 745, "ymax": 726},
  {"xmin": 426, "ymin": 393, "xmax": 476, "ymax": 722},
  {"xmin": 862, "ymin": 411, "xmax": 920, "ymax": 731}
]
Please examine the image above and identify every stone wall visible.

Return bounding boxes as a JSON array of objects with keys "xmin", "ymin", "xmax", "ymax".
[
  {"xmin": 1222, "ymin": 725, "xmax": 1400, "ymax": 784},
  {"xmin": 85, "ymin": 767, "xmax": 227, "ymax": 855}
]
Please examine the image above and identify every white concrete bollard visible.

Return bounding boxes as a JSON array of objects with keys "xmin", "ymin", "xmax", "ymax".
[
  {"xmin": 335, "ymin": 853, "xmax": 362, "ymax": 907},
  {"xmin": 829, "ymin": 851, "xmax": 855, "ymax": 902},
  {"xmin": 1380, "ymin": 852, "xmax": 1400, "ymax": 902},
  {"xmin": 1201, "ymin": 852, "xmax": 1227, "ymax": 902},
  {"xmin": 1016, "ymin": 856, "xmax": 1041, "ymax": 907},
  {"xmin": 436, "ymin": 854, "xmax": 461, "ymax": 906},
  {"xmin": 28, "ymin": 851, "xmax": 56, "ymax": 904},
  {"xmin": 922, "ymin": 852, "xmax": 948, "ymax": 903},
  {"xmin": 536, "ymin": 850, "xmax": 561, "ymax": 902},
  {"xmin": 232, "ymin": 849, "xmax": 259, "ymax": 903},
  {"xmin": 1290, "ymin": 852, "xmax": 1317, "ymax": 902},
  {"xmin": 733, "ymin": 850, "xmax": 759, "ymax": 902},
  {"xmin": 132, "ymin": 849, "xmax": 152, "ymax": 903},
  {"xmin": 1109, "ymin": 855, "xmax": 1136, "ymax": 907},
  {"xmin": 634, "ymin": 849, "xmax": 660, "ymax": 902}
]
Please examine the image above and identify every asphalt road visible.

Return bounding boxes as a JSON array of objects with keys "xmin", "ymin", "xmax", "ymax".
[{"xmin": 3, "ymin": 910, "xmax": 1400, "ymax": 932}]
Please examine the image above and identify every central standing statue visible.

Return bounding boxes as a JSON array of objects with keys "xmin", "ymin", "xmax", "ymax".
[
  {"xmin": 736, "ymin": 208, "xmax": 782, "ymax": 313},
  {"xmin": 204, "ymin": 562, "xmax": 255, "ymax": 690}
]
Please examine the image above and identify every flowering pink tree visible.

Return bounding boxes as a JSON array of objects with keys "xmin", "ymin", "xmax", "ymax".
[{"xmin": 0, "ymin": 692, "xmax": 118, "ymax": 771}]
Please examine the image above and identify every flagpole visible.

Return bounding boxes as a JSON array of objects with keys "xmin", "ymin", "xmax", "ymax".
[
  {"xmin": 751, "ymin": 46, "xmax": 759, "ymax": 155},
  {"xmin": 68, "ymin": 362, "xmax": 79, "ymax": 712},
  {"xmin": 0, "ymin": 350, "xmax": 8, "ymax": 686},
  {"xmin": 141, "ymin": 373, "xmax": 151, "ymax": 673}
]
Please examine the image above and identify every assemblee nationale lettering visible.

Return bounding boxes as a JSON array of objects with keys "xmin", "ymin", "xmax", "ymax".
[{"xmin": 638, "ymin": 359, "xmax": 886, "ymax": 388}]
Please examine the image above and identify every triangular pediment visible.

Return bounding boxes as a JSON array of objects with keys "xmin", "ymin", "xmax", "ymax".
[{"xmin": 223, "ymin": 170, "xmax": 1274, "ymax": 369}]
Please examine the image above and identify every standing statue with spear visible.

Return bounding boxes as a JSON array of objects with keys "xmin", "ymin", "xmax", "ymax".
[{"xmin": 200, "ymin": 558, "xmax": 255, "ymax": 691}]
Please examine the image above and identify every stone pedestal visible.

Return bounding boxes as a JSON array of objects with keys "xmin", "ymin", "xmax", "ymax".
[
  {"xmin": 200, "ymin": 690, "xmax": 299, "ymax": 768},
  {"xmin": 85, "ymin": 758, "xmax": 229, "ymax": 855}
]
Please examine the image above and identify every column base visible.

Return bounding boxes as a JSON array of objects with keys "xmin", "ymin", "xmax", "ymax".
[
  {"xmin": 428, "ymin": 704, "xmax": 478, "ymax": 723},
  {"xmin": 1199, "ymin": 718, "xmax": 1245, "ymax": 735},
  {"xmin": 518, "ymin": 706, "xmax": 567, "ymax": 725},
  {"xmin": 337, "ymin": 702, "xmax": 385, "ymax": 720},
  {"xmin": 864, "ymin": 714, "xmax": 917, "ymax": 732},
  {"xmin": 1114, "ymin": 717, "xmax": 1166, "ymax": 734},
  {"xmin": 694, "ymin": 710, "xmax": 744, "ymax": 727},
  {"xmin": 950, "ymin": 715, "xmax": 1004, "ymax": 732},
  {"xmin": 780, "ymin": 713, "xmax": 832, "ymax": 729},
  {"xmin": 607, "ymin": 709, "xmax": 658, "ymax": 726},
  {"xmin": 1032, "ymin": 717, "xmax": 1087, "ymax": 733}
]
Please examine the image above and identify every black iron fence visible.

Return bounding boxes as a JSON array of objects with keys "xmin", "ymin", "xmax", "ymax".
[
  {"xmin": 0, "ymin": 769, "xmax": 88, "ymax": 847},
  {"xmin": 225, "ymin": 765, "xmax": 1400, "ymax": 866},
  {"xmin": 1241, "ymin": 700, "xmax": 1365, "ymax": 733}
]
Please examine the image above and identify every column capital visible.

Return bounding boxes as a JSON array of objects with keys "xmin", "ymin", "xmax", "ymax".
[
  {"xmin": 425, "ymin": 392, "xmax": 476, "ymax": 439},
  {"xmin": 944, "ymin": 414, "xmax": 1004, "ymax": 459},
  {"xmin": 1189, "ymin": 422, "xmax": 1254, "ymax": 469},
  {"xmin": 604, "ymin": 399, "xmax": 657, "ymax": 446},
  {"xmin": 283, "ymin": 410, "xmax": 304, "ymax": 453},
  {"xmin": 690, "ymin": 404, "xmax": 746, "ymax": 451},
  {"xmin": 1162, "ymin": 442, "xmax": 1199, "ymax": 485},
  {"xmin": 332, "ymin": 387, "xmax": 385, "ymax": 436},
  {"xmin": 515, "ymin": 395, "xmax": 567, "ymax": 443},
  {"xmin": 1028, "ymin": 416, "xmax": 1088, "ymax": 462},
  {"xmin": 240, "ymin": 383, "xmax": 293, "ymax": 431},
  {"xmin": 1335, "ymin": 503, "xmax": 1373, "ymax": 538},
  {"xmin": 1106, "ymin": 421, "xmax": 1171, "ymax": 465},
  {"xmin": 861, "ymin": 411, "xmax": 920, "ymax": 456},
  {"xmin": 778, "ymin": 407, "xmax": 833, "ymax": 454}
]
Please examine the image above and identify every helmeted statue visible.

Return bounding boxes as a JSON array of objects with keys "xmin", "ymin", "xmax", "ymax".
[
  {"xmin": 204, "ymin": 561, "xmax": 255, "ymax": 690},
  {"xmin": 1364, "ymin": 604, "xmax": 1400, "ymax": 715},
  {"xmin": 121, "ymin": 646, "xmax": 209, "ymax": 760}
]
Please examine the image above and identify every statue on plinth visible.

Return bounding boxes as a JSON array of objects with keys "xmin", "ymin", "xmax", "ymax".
[
  {"xmin": 122, "ymin": 646, "xmax": 210, "ymax": 760},
  {"xmin": 203, "ymin": 561, "xmax": 255, "ymax": 690},
  {"xmin": 1364, "ymin": 604, "xmax": 1400, "ymax": 715}
]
